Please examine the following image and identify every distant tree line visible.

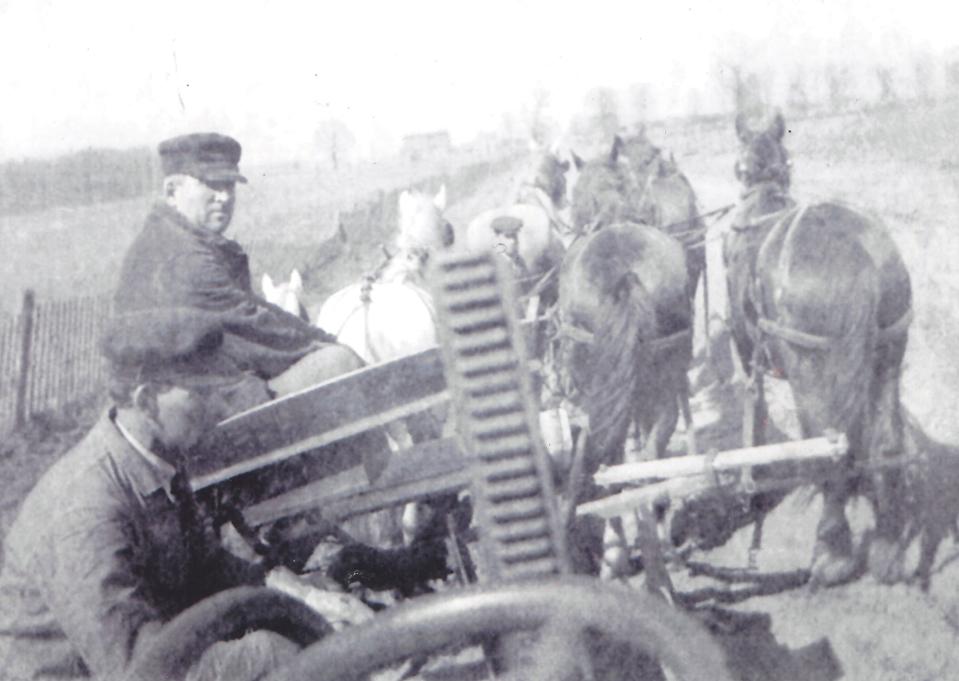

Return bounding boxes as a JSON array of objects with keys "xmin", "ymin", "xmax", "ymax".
[{"xmin": 0, "ymin": 147, "xmax": 160, "ymax": 216}]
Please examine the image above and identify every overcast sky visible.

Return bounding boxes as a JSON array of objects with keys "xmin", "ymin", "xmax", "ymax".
[{"xmin": 0, "ymin": 0, "xmax": 954, "ymax": 164}]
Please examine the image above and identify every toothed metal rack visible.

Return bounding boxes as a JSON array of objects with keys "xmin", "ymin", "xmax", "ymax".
[{"xmin": 430, "ymin": 252, "xmax": 570, "ymax": 582}]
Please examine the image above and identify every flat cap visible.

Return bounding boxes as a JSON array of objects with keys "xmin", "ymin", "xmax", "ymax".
[
  {"xmin": 158, "ymin": 132, "xmax": 248, "ymax": 184},
  {"xmin": 491, "ymin": 215, "xmax": 524, "ymax": 236}
]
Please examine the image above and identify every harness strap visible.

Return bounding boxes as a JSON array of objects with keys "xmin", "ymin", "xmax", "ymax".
[
  {"xmin": 758, "ymin": 305, "xmax": 913, "ymax": 351},
  {"xmin": 524, "ymin": 183, "xmax": 575, "ymax": 238},
  {"xmin": 556, "ymin": 324, "xmax": 691, "ymax": 354},
  {"xmin": 757, "ymin": 317, "xmax": 831, "ymax": 350},
  {"xmin": 878, "ymin": 307, "xmax": 914, "ymax": 344},
  {"xmin": 647, "ymin": 328, "xmax": 693, "ymax": 355}
]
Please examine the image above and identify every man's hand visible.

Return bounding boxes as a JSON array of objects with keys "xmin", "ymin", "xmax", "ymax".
[{"xmin": 265, "ymin": 566, "xmax": 375, "ymax": 631}]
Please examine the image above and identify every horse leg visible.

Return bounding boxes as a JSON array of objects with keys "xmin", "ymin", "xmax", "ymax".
[
  {"xmin": 742, "ymin": 346, "xmax": 767, "ymax": 448},
  {"xmin": 634, "ymin": 502, "xmax": 675, "ymax": 601},
  {"xmin": 400, "ymin": 410, "xmax": 452, "ymax": 546},
  {"xmin": 636, "ymin": 373, "xmax": 681, "ymax": 462},
  {"xmin": 677, "ymin": 374, "xmax": 698, "ymax": 457},
  {"xmin": 805, "ymin": 409, "xmax": 859, "ymax": 587},
  {"xmin": 867, "ymin": 346, "xmax": 908, "ymax": 584},
  {"xmin": 701, "ymin": 257, "xmax": 711, "ymax": 363},
  {"xmin": 810, "ymin": 476, "xmax": 858, "ymax": 587},
  {"xmin": 600, "ymin": 516, "xmax": 631, "ymax": 580}
]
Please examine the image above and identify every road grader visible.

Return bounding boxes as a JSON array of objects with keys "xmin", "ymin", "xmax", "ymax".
[{"xmin": 122, "ymin": 251, "xmax": 846, "ymax": 681}]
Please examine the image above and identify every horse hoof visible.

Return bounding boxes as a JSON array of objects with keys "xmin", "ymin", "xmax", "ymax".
[
  {"xmin": 868, "ymin": 538, "xmax": 905, "ymax": 585},
  {"xmin": 599, "ymin": 546, "xmax": 631, "ymax": 581},
  {"xmin": 810, "ymin": 542, "xmax": 859, "ymax": 588}
]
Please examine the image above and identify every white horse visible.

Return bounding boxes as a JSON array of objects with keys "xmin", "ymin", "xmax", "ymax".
[
  {"xmin": 262, "ymin": 186, "xmax": 451, "ymax": 544},
  {"xmin": 315, "ymin": 185, "xmax": 448, "ymax": 366},
  {"xmin": 261, "ymin": 269, "xmax": 308, "ymax": 320}
]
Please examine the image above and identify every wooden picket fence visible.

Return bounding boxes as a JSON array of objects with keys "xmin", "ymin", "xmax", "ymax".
[{"xmin": 0, "ymin": 291, "xmax": 112, "ymax": 434}]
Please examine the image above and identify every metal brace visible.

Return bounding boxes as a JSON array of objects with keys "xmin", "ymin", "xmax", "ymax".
[
  {"xmin": 704, "ymin": 448, "xmax": 721, "ymax": 489},
  {"xmin": 740, "ymin": 465, "xmax": 758, "ymax": 496},
  {"xmin": 823, "ymin": 428, "xmax": 846, "ymax": 463}
]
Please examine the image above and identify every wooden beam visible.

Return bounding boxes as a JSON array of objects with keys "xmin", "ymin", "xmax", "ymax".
[
  {"xmin": 593, "ymin": 434, "xmax": 848, "ymax": 487},
  {"xmin": 244, "ymin": 436, "xmax": 471, "ymax": 526},
  {"xmin": 188, "ymin": 322, "xmax": 547, "ymax": 491},
  {"xmin": 188, "ymin": 347, "xmax": 448, "ymax": 488}
]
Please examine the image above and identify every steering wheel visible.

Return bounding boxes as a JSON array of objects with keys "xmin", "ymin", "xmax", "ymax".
[
  {"xmin": 124, "ymin": 586, "xmax": 332, "ymax": 681},
  {"xmin": 263, "ymin": 576, "xmax": 732, "ymax": 681}
]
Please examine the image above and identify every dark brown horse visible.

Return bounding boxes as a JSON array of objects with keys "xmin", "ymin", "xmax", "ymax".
[
  {"xmin": 561, "ymin": 148, "xmax": 693, "ymax": 579},
  {"xmin": 725, "ymin": 111, "xmax": 913, "ymax": 587},
  {"xmin": 635, "ymin": 154, "xmax": 707, "ymax": 300},
  {"xmin": 572, "ymin": 136, "xmax": 706, "ymax": 299}
]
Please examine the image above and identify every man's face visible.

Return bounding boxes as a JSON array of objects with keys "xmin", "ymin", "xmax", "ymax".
[
  {"xmin": 493, "ymin": 230, "xmax": 520, "ymax": 258},
  {"xmin": 149, "ymin": 385, "xmax": 227, "ymax": 452},
  {"xmin": 167, "ymin": 175, "xmax": 237, "ymax": 234}
]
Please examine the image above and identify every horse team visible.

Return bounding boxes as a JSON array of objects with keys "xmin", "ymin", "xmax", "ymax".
[{"xmin": 263, "ymin": 112, "xmax": 914, "ymax": 589}]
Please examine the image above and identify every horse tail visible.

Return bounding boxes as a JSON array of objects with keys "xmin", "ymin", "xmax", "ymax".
[
  {"xmin": 777, "ymin": 205, "xmax": 879, "ymax": 462},
  {"xmin": 585, "ymin": 270, "xmax": 658, "ymax": 469}
]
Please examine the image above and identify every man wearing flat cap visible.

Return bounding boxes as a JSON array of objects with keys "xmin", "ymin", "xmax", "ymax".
[
  {"xmin": 111, "ymin": 132, "xmax": 361, "ymax": 417},
  {"xmin": 490, "ymin": 214, "xmax": 528, "ymax": 275},
  {"xmin": 0, "ymin": 335, "xmax": 375, "ymax": 680}
]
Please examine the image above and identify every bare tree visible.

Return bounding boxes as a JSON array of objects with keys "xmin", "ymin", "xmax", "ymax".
[
  {"xmin": 912, "ymin": 53, "xmax": 935, "ymax": 102},
  {"xmin": 946, "ymin": 60, "xmax": 959, "ymax": 98},
  {"xmin": 716, "ymin": 61, "xmax": 764, "ymax": 117},
  {"xmin": 825, "ymin": 62, "xmax": 862, "ymax": 113},
  {"xmin": 314, "ymin": 118, "xmax": 357, "ymax": 170},
  {"xmin": 875, "ymin": 66, "xmax": 897, "ymax": 106},
  {"xmin": 627, "ymin": 82, "xmax": 653, "ymax": 126},
  {"xmin": 584, "ymin": 87, "xmax": 621, "ymax": 140},
  {"xmin": 523, "ymin": 87, "xmax": 555, "ymax": 148},
  {"xmin": 787, "ymin": 70, "xmax": 810, "ymax": 117}
]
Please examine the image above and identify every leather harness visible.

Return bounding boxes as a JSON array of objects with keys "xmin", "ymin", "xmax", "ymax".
[{"xmin": 734, "ymin": 195, "xmax": 913, "ymax": 355}]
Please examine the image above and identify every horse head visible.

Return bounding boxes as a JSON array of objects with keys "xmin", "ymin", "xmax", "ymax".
[
  {"xmin": 386, "ymin": 186, "xmax": 453, "ymax": 284},
  {"xmin": 619, "ymin": 124, "xmax": 663, "ymax": 180},
  {"xmin": 396, "ymin": 185, "xmax": 451, "ymax": 251},
  {"xmin": 734, "ymin": 111, "xmax": 791, "ymax": 193},
  {"xmin": 261, "ymin": 270, "xmax": 309, "ymax": 321},
  {"xmin": 570, "ymin": 136, "xmax": 643, "ymax": 232},
  {"xmin": 534, "ymin": 147, "xmax": 572, "ymax": 209}
]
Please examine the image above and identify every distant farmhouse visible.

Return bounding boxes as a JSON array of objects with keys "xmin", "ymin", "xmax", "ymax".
[{"xmin": 400, "ymin": 130, "xmax": 452, "ymax": 163}]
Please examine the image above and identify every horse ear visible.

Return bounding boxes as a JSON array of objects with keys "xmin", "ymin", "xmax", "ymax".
[
  {"xmin": 571, "ymin": 151, "xmax": 585, "ymax": 171},
  {"xmin": 289, "ymin": 269, "xmax": 303, "ymax": 293},
  {"xmin": 769, "ymin": 111, "xmax": 785, "ymax": 141},
  {"xmin": 656, "ymin": 155, "xmax": 671, "ymax": 178},
  {"xmin": 735, "ymin": 112, "xmax": 751, "ymax": 143},
  {"xmin": 613, "ymin": 271, "xmax": 640, "ymax": 304},
  {"xmin": 635, "ymin": 122, "xmax": 648, "ymax": 141},
  {"xmin": 610, "ymin": 136, "xmax": 624, "ymax": 163},
  {"xmin": 434, "ymin": 184, "xmax": 447, "ymax": 211},
  {"xmin": 261, "ymin": 273, "xmax": 275, "ymax": 297},
  {"xmin": 559, "ymin": 159, "xmax": 570, "ymax": 172},
  {"xmin": 659, "ymin": 151, "xmax": 677, "ymax": 176}
]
